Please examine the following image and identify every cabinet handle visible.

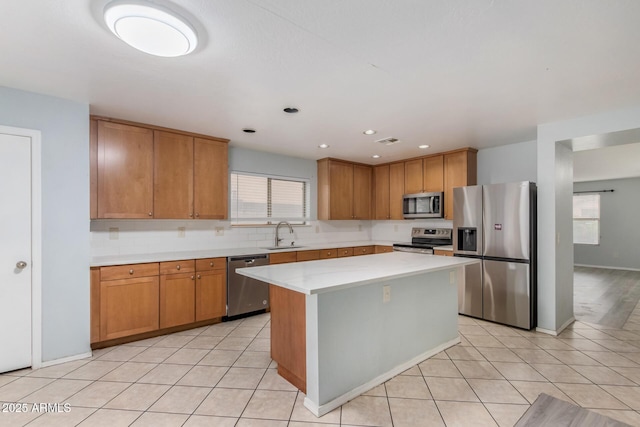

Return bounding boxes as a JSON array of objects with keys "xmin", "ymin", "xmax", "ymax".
[
  {"xmin": 197, "ymin": 274, "xmax": 201, "ymax": 279},
  {"xmin": 129, "ymin": 269, "xmax": 134, "ymax": 275},
  {"xmin": 189, "ymin": 213, "xmax": 193, "ymax": 218},
  {"xmin": 176, "ymin": 265, "xmax": 181, "ymax": 270},
  {"xmin": 209, "ymin": 262, "xmax": 214, "ymax": 267},
  {"xmin": 148, "ymin": 212, "xmax": 152, "ymax": 216},
  {"xmin": 191, "ymin": 275, "xmax": 195, "ymax": 280},
  {"xmin": 362, "ymin": 249, "xmax": 366, "ymax": 253},
  {"xmin": 327, "ymin": 252, "xmax": 331, "ymax": 256},
  {"xmin": 195, "ymin": 213, "xmax": 200, "ymax": 218}
]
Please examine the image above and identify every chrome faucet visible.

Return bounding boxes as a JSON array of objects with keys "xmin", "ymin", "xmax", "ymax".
[{"xmin": 274, "ymin": 221, "xmax": 294, "ymax": 247}]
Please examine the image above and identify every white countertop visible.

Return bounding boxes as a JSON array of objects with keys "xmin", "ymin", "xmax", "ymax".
[
  {"xmin": 435, "ymin": 245, "xmax": 453, "ymax": 251},
  {"xmin": 90, "ymin": 240, "xmax": 398, "ymax": 267},
  {"xmin": 236, "ymin": 252, "xmax": 479, "ymax": 295}
]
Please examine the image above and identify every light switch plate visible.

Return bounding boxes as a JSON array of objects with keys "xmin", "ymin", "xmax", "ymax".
[
  {"xmin": 177, "ymin": 227, "xmax": 185, "ymax": 238},
  {"xmin": 108, "ymin": 227, "xmax": 119, "ymax": 240},
  {"xmin": 383, "ymin": 285, "xmax": 391, "ymax": 303},
  {"xmin": 215, "ymin": 227, "xmax": 224, "ymax": 236}
]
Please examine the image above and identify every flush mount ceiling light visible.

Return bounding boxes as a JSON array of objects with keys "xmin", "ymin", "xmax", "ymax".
[
  {"xmin": 372, "ymin": 154, "xmax": 381, "ymax": 159},
  {"xmin": 418, "ymin": 144, "xmax": 430, "ymax": 149},
  {"xmin": 104, "ymin": 1, "xmax": 198, "ymax": 57},
  {"xmin": 363, "ymin": 129, "xmax": 377, "ymax": 135},
  {"xmin": 318, "ymin": 144, "xmax": 329, "ymax": 149}
]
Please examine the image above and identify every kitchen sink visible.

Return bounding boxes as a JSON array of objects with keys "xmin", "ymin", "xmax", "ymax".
[{"xmin": 261, "ymin": 246, "xmax": 305, "ymax": 250}]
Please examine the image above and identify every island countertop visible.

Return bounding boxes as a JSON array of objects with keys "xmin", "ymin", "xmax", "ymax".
[{"xmin": 237, "ymin": 251, "xmax": 479, "ymax": 295}]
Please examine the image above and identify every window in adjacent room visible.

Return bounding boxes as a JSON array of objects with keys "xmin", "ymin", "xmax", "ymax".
[
  {"xmin": 573, "ymin": 194, "xmax": 600, "ymax": 245},
  {"xmin": 230, "ymin": 172, "xmax": 309, "ymax": 225}
]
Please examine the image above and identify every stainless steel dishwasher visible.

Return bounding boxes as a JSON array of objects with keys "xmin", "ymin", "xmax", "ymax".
[{"xmin": 227, "ymin": 254, "xmax": 270, "ymax": 318}]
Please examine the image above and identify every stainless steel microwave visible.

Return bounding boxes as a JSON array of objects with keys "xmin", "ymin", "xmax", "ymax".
[{"xmin": 403, "ymin": 192, "xmax": 444, "ymax": 219}]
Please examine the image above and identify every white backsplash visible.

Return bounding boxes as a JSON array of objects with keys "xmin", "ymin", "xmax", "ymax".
[
  {"xmin": 90, "ymin": 218, "xmax": 454, "ymax": 257},
  {"xmin": 90, "ymin": 220, "xmax": 373, "ymax": 257}
]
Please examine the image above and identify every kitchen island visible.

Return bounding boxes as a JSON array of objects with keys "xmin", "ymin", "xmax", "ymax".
[{"xmin": 237, "ymin": 252, "xmax": 479, "ymax": 416}]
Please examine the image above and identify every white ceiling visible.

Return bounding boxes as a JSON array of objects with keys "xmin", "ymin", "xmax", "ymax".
[{"xmin": 2, "ymin": 0, "xmax": 640, "ymax": 166}]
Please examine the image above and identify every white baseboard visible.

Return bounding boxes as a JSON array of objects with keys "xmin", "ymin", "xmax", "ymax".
[
  {"xmin": 574, "ymin": 264, "xmax": 640, "ymax": 272},
  {"xmin": 304, "ymin": 336, "xmax": 461, "ymax": 417},
  {"xmin": 536, "ymin": 316, "xmax": 575, "ymax": 336},
  {"xmin": 40, "ymin": 351, "xmax": 92, "ymax": 368}
]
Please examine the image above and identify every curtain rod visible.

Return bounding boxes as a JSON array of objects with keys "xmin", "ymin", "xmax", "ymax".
[{"xmin": 573, "ymin": 189, "xmax": 615, "ymax": 194}]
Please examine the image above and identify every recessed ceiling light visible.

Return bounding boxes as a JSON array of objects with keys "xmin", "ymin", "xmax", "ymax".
[
  {"xmin": 104, "ymin": 1, "xmax": 198, "ymax": 57},
  {"xmin": 283, "ymin": 107, "xmax": 299, "ymax": 114},
  {"xmin": 243, "ymin": 128, "xmax": 256, "ymax": 133},
  {"xmin": 363, "ymin": 129, "xmax": 377, "ymax": 135},
  {"xmin": 372, "ymin": 154, "xmax": 381, "ymax": 159},
  {"xmin": 318, "ymin": 144, "xmax": 329, "ymax": 149},
  {"xmin": 418, "ymin": 144, "xmax": 430, "ymax": 149}
]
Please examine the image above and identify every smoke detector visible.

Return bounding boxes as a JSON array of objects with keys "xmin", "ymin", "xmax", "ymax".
[{"xmin": 375, "ymin": 137, "xmax": 401, "ymax": 146}]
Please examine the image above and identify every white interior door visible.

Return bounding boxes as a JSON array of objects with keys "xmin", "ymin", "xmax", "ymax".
[{"xmin": 0, "ymin": 132, "xmax": 32, "ymax": 372}]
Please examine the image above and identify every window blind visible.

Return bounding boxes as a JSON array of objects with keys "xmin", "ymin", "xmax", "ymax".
[
  {"xmin": 230, "ymin": 172, "xmax": 308, "ymax": 224},
  {"xmin": 573, "ymin": 194, "xmax": 600, "ymax": 245}
]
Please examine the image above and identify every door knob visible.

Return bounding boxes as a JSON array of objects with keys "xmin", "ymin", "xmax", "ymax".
[{"xmin": 16, "ymin": 261, "xmax": 27, "ymax": 269}]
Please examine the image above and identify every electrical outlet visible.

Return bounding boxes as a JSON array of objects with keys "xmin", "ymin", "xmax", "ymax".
[
  {"xmin": 177, "ymin": 227, "xmax": 185, "ymax": 238},
  {"xmin": 215, "ymin": 227, "xmax": 224, "ymax": 237},
  {"xmin": 315, "ymin": 225, "xmax": 319, "ymax": 233},
  {"xmin": 383, "ymin": 285, "xmax": 391, "ymax": 303},
  {"xmin": 108, "ymin": 227, "xmax": 119, "ymax": 240},
  {"xmin": 358, "ymin": 224, "xmax": 362, "ymax": 231},
  {"xmin": 449, "ymin": 271, "xmax": 456, "ymax": 284},
  {"xmin": 394, "ymin": 225, "xmax": 398, "ymax": 232}
]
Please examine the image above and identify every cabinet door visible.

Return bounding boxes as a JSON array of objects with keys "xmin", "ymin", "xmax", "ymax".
[
  {"xmin": 297, "ymin": 250, "xmax": 320, "ymax": 262},
  {"xmin": 389, "ymin": 162, "xmax": 405, "ymax": 220},
  {"xmin": 444, "ymin": 150, "xmax": 477, "ymax": 220},
  {"xmin": 160, "ymin": 273, "xmax": 196, "ymax": 329},
  {"xmin": 353, "ymin": 164, "xmax": 372, "ymax": 220},
  {"xmin": 373, "ymin": 165, "xmax": 390, "ymax": 220},
  {"xmin": 194, "ymin": 138, "xmax": 228, "ymax": 219},
  {"xmin": 196, "ymin": 269, "xmax": 227, "ymax": 321},
  {"xmin": 100, "ymin": 276, "xmax": 159, "ymax": 341},
  {"xmin": 374, "ymin": 245, "xmax": 393, "ymax": 254},
  {"xmin": 404, "ymin": 158, "xmax": 423, "ymax": 194},
  {"xmin": 329, "ymin": 161, "xmax": 353, "ymax": 220},
  {"xmin": 154, "ymin": 131, "xmax": 194, "ymax": 219},
  {"xmin": 97, "ymin": 121, "xmax": 154, "ymax": 218},
  {"xmin": 423, "ymin": 155, "xmax": 444, "ymax": 192}
]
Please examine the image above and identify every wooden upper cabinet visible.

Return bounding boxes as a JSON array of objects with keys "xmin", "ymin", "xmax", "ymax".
[
  {"xmin": 373, "ymin": 165, "xmax": 390, "ymax": 220},
  {"xmin": 423, "ymin": 155, "xmax": 444, "ymax": 192},
  {"xmin": 353, "ymin": 164, "xmax": 372, "ymax": 220},
  {"xmin": 404, "ymin": 158, "xmax": 424, "ymax": 194},
  {"xmin": 91, "ymin": 117, "xmax": 229, "ymax": 220},
  {"xmin": 194, "ymin": 138, "xmax": 228, "ymax": 219},
  {"xmin": 97, "ymin": 121, "xmax": 154, "ymax": 218},
  {"xmin": 443, "ymin": 149, "xmax": 477, "ymax": 220},
  {"xmin": 389, "ymin": 162, "xmax": 405, "ymax": 220},
  {"xmin": 154, "ymin": 131, "xmax": 194, "ymax": 219},
  {"xmin": 375, "ymin": 162, "xmax": 404, "ymax": 220},
  {"xmin": 317, "ymin": 158, "xmax": 372, "ymax": 220}
]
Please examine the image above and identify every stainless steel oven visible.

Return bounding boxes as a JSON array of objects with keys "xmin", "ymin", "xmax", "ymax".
[{"xmin": 393, "ymin": 228, "xmax": 452, "ymax": 254}]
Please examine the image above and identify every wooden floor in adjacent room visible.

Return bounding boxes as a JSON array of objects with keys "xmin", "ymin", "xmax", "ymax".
[{"xmin": 574, "ymin": 267, "xmax": 640, "ymax": 329}]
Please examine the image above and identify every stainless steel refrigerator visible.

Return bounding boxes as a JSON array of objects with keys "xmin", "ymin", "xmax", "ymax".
[{"xmin": 453, "ymin": 181, "xmax": 537, "ymax": 330}]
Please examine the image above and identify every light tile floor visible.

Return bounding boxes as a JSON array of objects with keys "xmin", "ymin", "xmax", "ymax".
[{"xmin": 2, "ymin": 307, "xmax": 640, "ymax": 427}]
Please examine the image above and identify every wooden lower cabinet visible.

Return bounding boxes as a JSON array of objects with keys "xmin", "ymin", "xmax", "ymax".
[
  {"xmin": 270, "ymin": 284, "xmax": 306, "ymax": 393},
  {"xmin": 160, "ymin": 272, "xmax": 196, "ymax": 329},
  {"xmin": 434, "ymin": 249, "xmax": 453, "ymax": 257},
  {"xmin": 296, "ymin": 250, "xmax": 320, "ymax": 262},
  {"xmin": 319, "ymin": 249, "xmax": 338, "ymax": 259},
  {"xmin": 375, "ymin": 245, "xmax": 393, "ymax": 254},
  {"xmin": 352, "ymin": 245, "xmax": 375, "ymax": 256},
  {"xmin": 270, "ymin": 251, "xmax": 297, "ymax": 265},
  {"xmin": 99, "ymin": 275, "xmax": 160, "ymax": 341},
  {"xmin": 196, "ymin": 268, "xmax": 226, "ymax": 321},
  {"xmin": 337, "ymin": 247, "xmax": 354, "ymax": 257}
]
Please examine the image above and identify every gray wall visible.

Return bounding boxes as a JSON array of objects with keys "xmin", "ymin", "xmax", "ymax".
[
  {"xmin": 477, "ymin": 140, "xmax": 537, "ymax": 185},
  {"xmin": 574, "ymin": 177, "xmax": 640, "ymax": 270},
  {"xmin": 0, "ymin": 86, "xmax": 90, "ymax": 362},
  {"xmin": 229, "ymin": 146, "xmax": 318, "ymax": 219}
]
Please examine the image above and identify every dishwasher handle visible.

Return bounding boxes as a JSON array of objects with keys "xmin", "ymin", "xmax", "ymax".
[{"xmin": 228, "ymin": 254, "xmax": 269, "ymax": 263}]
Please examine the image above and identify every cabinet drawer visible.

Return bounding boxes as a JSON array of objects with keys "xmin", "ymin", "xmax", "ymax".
[
  {"xmin": 297, "ymin": 250, "xmax": 320, "ymax": 262},
  {"xmin": 374, "ymin": 245, "xmax": 393, "ymax": 254},
  {"xmin": 100, "ymin": 263, "xmax": 159, "ymax": 281},
  {"xmin": 270, "ymin": 252, "xmax": 298, "ymax": 264},
  {"xmin": 434, "ymin": 249, "xmax": 453, "ymax": 257},
  {"xmin": 160, "ymin": 260, "xmax": 195, "ymax": 275},
  {"xmin": 353, "ymin": 246, "xmax": 375, "ymax": 256},
  {"xmin": 319, "ymin": 249, "xmax": 338, "ymax": 259},
  {"xmin": 337, "ymin": 247, "xmax": 354, "ymax": 257},
  {"xmin": 196, "ymin": 257, "xmax": 226, "ymax": 272}
]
